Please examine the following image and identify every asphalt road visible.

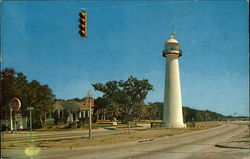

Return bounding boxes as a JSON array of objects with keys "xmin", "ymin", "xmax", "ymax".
[{"xmin": 1, "ymin": 124, "xmax": 249, "ymax": 159}]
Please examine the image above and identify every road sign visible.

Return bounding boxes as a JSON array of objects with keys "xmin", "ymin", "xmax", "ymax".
[
  {"xmin": 16, "ymin": 113, "xmax": 22, "ymax": 121},
  {"xmin": 10, "ymin": 98, "xmax": 21, "ymax": 111},
  {"xmin": 27, "ymin": 107, "xmax": 34, "ymax": 111}
]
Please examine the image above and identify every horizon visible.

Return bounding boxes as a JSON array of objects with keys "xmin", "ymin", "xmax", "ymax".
[{"xmin": 2, "ymin": 1, "xmax": 249, "ymax": 116}]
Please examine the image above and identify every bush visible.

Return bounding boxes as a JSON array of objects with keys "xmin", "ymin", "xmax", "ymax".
[{"xmin": 45, "ymin": 119, "xmax": 54, "ymax": 128}]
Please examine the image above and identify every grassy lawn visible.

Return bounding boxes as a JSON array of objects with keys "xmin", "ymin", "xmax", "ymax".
[{"xmin": 1, "ymin": 121, "xmax": 223, "ymax": 148}]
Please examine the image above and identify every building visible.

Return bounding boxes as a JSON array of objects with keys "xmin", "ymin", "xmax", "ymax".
[{"xmin": 45, "ymin": 100, "xmax": 94, "ymax": 125}]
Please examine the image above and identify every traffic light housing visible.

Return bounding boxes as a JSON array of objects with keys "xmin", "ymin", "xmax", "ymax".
[{"xmin": 79, "ymin": 10, "xmax": 87, "ymax": 37}]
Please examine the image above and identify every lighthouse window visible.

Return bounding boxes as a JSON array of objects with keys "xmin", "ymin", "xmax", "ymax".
[
  {"xmin": 170, "ymin": 45, "xmax": 176, "ymax": 50},
  {"xmin": 168, "ymin": 44, "xmax": 174, "ymax": 50},
  {"xmin": 173, "ymin": 44, "xmax": 179, "ymax": 50},
  {"xmin": 167, "ymin": 44, "xmax": 179, "ymax": 50}
]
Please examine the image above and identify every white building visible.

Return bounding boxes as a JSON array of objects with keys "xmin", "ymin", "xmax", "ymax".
[{"xmin": 45, "ymin": 101, "xmax": 94, "ymax": 125}]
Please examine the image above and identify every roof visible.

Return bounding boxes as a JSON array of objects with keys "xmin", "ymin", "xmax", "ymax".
[{"xmin": 53, "ymin": 101, "xmax": 90, "ymax": 113}]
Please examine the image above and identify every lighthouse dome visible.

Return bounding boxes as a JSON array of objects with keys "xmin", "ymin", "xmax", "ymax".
[
  {"xmin": 166, "ymin": 37, "xmax": 178, "ymax": 44},
  {"xmin": 162, "ymin": 32, "xmax": 182, "ymax": 57},
  {"xmin": 164, "ymin": 35, "xmax": 179, "ymax": 50},
  {"xmin": 164, "ymin": 38, "xmax": 178, "ymax": 50}
]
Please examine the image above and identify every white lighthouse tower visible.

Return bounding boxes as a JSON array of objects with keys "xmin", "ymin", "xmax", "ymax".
[{"xmin": 162, "ymin": 31, "xmax": 185, "ymax": 128}]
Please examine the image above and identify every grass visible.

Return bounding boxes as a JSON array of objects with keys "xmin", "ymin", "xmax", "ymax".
[
  {"xmin": 35, "ymin": 122, "xmax": 222, "ymax": 148},
  {"xmin": 1, "ymin": 121, "xmax": 223, "ymax": 148}
]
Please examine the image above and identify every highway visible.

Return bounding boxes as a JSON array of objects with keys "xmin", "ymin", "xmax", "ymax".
[{"xmin": 1, "ymin": 124, "xmax": 249, "ymax": 159}]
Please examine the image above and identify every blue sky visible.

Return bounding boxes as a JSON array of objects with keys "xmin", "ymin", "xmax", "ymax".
[{"xmin": 1, "ymin": 1, "xmax": 249, "ymax": 116}]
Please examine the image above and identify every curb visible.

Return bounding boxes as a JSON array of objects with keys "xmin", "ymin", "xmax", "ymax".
[
  {"xmin": 215, "ymin": 144, "xmax": 249, "ymax": 150},
  {"xmin": 138, "ymin": 138, "xmax": 154, "ymax": 143}
]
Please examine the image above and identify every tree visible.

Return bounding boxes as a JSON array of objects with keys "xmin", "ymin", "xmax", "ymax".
[
  {"xmin": 92, "ymin": 76, "xmax": 153, "ymax": 122},
  {"xmin": 183, "ymin": 107, "xmax": 225, "ymax": 122},
  {"xmin": 92, "ymin": 82, "xmax": 123, "ymax": 121},
  {"xmin": 145, "ymin": 102, "xmax": 163, "ymax": 121},
  {"xmin": 1, "ymin": 69, "xmax": 27, "ymax": 111},
  {"xmin": 132, "ymin": 102, "xmax": 147, "ymax": 121},
  {"xmin": 146, "ymin": 103, "xmax": 158, "ymax": 122},
  {"xmin": 25, "ymin": 80, "xmax": 55, "ymax": 127},
  {"xmin": 106, "ymin": 101, "xmax": 123, "ymax": 120},
  {"xmin": 119, "ymin": 76, "xmax": 153, "ymax": 122},
  {"xmin": 0, "ymin": 68, "xmax": 55, "ymax": 128},
  {"xmin": 94, "ymin": 97, "xmax": 109, "ymax": 120}
]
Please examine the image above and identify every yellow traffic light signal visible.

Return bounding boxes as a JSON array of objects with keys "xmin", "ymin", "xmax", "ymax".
[{"xmin": 78, "ymin": 10, "xmax": 87, "ymax": 37}]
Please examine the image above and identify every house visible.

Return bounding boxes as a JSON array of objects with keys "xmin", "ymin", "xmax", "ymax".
[{"xmin": 45, "ymin": 100, "xmax": 94, "ymax": 125}]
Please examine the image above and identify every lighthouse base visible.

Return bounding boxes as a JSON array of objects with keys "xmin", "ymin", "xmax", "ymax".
[{"xmin": 161, "ymin": 122, "xmax": 186, "ymax": 128}]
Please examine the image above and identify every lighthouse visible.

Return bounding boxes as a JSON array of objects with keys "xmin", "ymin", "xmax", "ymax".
[{"xmin": 162, "ymin": 31, "xmax": 185, "ymax": 128}]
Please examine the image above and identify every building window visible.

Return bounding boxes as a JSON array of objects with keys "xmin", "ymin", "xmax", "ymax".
[{"xmin": 60, "ymin": 111, "xmax": 63, "ymax": 118}]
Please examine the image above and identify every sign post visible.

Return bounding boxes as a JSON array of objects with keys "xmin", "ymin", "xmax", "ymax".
[
  {"xmin": 10, "ymin": 98, "xmax": 21, "ymax": 133},
  {"xmin": 14, "ymin": 111, "xmax": 17, "ymax": 131},
  {"xmin": 10, "ymin": 106, "xmax": 13, "ymax": 132}
]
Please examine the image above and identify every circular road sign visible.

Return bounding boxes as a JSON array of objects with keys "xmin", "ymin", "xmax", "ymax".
[{"xmin": 10, "ymin": 98, "xmax": 21, "ymax": 111}]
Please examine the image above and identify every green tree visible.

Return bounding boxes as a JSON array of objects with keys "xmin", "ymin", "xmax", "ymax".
[
  {"xmin": 1, "ymin": 68, "xmax": 28, "ymax": 111},
  {"xmin": 94, "ymin": 97, "xmax": 109, "ymax": 120},
  {"xmin": 92, "ymin": 76, "xmax": 153, "ymax": 122},
  {"xmin": 0, "ymin": 68, "xmax": 55, "ymax": 128},
  {"xmin": 132, "ymin": 102, "xmax": 147, "ymax": 121},
  {"xmin": 146, "ymin": 102, "xmax": 163, "ymax": 120},
  {"xmin": 25, "ymin": 80, "xmax": 55, "ymax": 127},
  {"xmin": 146, "ymin": 103, "xmax": 158, "ymax": 122},
  {"xmin": 119, "ymin": 76, "xmax": 153, "ymax": 122}
]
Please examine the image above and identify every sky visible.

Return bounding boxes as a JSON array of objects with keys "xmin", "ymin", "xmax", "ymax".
[{"xmin": 1, "ymin": 0, "xmax": 249, "ymax": 116}]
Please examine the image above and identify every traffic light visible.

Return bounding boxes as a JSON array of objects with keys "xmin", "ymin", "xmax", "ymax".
[{"xmin": 78, "ymin": 10, "xmax": 87, "ymax": 37}]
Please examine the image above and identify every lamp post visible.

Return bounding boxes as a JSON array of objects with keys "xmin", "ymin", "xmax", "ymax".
[{"xmin": 87, "ymin": 91, "xmax": 93, "ymax": 139}]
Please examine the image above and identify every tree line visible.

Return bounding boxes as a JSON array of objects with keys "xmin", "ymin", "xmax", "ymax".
[
  {"xmin": 93, "ymin": 98, "xmax": 231, "ymax": 123},
  {"xmin": 1, "ymin": 68, "xmax": 246, "ymax": 129}
]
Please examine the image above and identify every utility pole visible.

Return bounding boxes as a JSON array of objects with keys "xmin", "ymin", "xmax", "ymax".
[
  {"xmin": 89, "ymin": 99, "xmax": 92, "ymax": 139},
  {"xmin": 87, "ymin": 91, "xmax": 93, "ymax": 139}
]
